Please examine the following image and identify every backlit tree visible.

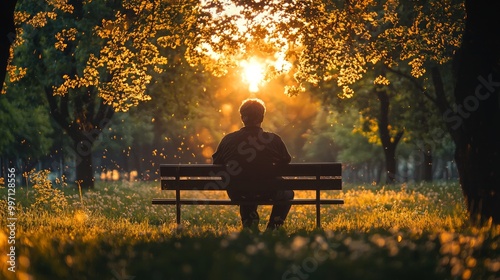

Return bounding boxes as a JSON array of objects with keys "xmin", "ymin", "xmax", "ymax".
[{"xmin": 5, "ymin": 0, "xmax": 198, "ymax": 188}]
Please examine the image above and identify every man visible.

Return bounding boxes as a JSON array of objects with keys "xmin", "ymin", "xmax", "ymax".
[{"xmin": 212, "ymin": 98, "xmax": 294, "ymax": 231}]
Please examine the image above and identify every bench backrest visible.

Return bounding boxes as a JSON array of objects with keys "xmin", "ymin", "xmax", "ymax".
[{"xmin": 160, "ymin": 163, "xmax": 342, "ymax": 191}]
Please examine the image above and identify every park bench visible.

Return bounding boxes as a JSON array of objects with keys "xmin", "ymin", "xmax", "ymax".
[{"xmin": 152, "ymin": 162, "xmax": 343, "ymax": 228}]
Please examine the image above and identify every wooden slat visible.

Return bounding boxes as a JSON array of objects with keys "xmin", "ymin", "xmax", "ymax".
[
  {"xmin": 161, "ymin": 179, "xmax": 342, "ymax": 190},
  {"xmin": 272, "ymin": 163, "xmax": 342, "ymax": 176},
  {"xmin": 152, "ymin": 198, "xmax": 344, "ymax": 205},
  {"xmin": 161, "ymin": 164, "xmax": 228, "ymax": 177},
  {"xmin": 160, "ymin": 163, "xmax": 342, "ymax": 177}
]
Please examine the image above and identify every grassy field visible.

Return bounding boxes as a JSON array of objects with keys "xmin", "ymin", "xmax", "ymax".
[{"xmin": 0, "ymin": 170, "xmax": 499, "ymax": 280}]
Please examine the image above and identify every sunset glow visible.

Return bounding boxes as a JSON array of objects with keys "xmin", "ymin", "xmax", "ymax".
[{"xmin": 241, "ymin": 58, "xmax": 265, "ymax": 92}]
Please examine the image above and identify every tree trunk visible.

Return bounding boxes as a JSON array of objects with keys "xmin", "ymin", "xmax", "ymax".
[
  {"xmin": 452, "ymin": 0, "xmax": 500, "ymax": 224},
  {"xmin": 384, "ymin": 147, "xmax": 397, "ymax": 184},
  {"xmin": 414, "ymin": 145, "xmax": 434, "ymax": 183},
  {"xmin": 45, "ymin": 87, "xmax": 114, "ymax": 190},
  {"xmin": 376, "ymin": 89, "xmax": 404, "ymax": 184},
  {"xmin": 421, "ymin": 148, "xmax": 433, "ymax": 182},
  {"xmin": 73, "ymin": 138, "xmax": 95, "ymax": 189}
]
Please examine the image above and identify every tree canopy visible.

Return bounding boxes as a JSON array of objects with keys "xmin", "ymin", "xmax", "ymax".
[
  {"xmin": 191, "ymin": 0, "xmax": 464, "ymax": 98},
  {"xmin": 6, "ymin": 0, "xmax": 464, "ymax": 111}
]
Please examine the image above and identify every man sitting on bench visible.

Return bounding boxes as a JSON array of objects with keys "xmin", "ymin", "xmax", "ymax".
[{"xmin": 212, "ymin": 98, "xmax": 294, "ymax": 231}]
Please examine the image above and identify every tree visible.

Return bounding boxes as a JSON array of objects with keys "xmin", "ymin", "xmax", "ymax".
[
  {"xmin": 297, "ymin": 0, "xmax": 462, "ymax": 185},
  {"xmin": 451, "ymin": 0, "xmax": 500, "ymax": 224},
  {"xmin": 7, "ymin": 0, "xmax": 198, "ymax": 188},
  {"xmin": 396, "ymin": 65, "xmax": 456, "ymax": 182}
]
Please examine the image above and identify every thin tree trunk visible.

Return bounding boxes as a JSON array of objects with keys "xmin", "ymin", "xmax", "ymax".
[
  {"xmin": 376, "ymin": 89, "xmax": 404, "ymax": 184},
  {"xmin": 421, "ymin": 148, "xmax": 433, "ymax": 182}
]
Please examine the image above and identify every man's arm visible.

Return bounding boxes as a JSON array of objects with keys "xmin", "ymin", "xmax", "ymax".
[
  {"xmin": 212, "ymin": 149, "xmax": 223, "ymax": 164},
  {"xmin": 212, "ymin": 138, "xmax": 226, "ymax": 164},
  {"xmin": 267, "ymin": 134, "xmax": 291, "ymax": 163},
  {"xmin": 280, "ymin": 141, "xmax": 292, "ymax": 163}
]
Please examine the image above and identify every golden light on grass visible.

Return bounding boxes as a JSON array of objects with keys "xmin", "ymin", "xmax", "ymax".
[
  {"xmin": 2, "ymin": 169, "xmax": 499, "ymax": 280},
  {"xmin": 74, "ymin": 210, "xmax": 88, "ymax": 224}
]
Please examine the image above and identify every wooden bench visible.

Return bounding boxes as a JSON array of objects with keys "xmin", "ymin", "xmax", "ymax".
[{"xmin": 152, "ymin": 162, "xmax": 343, "ymax": 228}]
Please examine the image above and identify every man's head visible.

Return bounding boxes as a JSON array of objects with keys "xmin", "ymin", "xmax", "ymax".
[{"xmin": 239, "ymin": 98, "xmax": 266, "ymax": 126}]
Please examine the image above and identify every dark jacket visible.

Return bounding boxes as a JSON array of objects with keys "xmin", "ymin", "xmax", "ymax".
[{"xmin": 212, "ymin": 126, "xmax": 291, "ymax": 182}]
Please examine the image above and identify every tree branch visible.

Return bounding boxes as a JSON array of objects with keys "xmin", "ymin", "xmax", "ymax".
[
  {"xmin": 383, "ymin": 65, "xmax": 438, "ymax": 105},
  {"xmin": 430, "ymin": 66, "xmax": 452, "ymax": 115},
  {"xmin": 93, "ymin": 94, "xmax": 114, "ymax": 130},
  {"xmin": 44, "ymin": 86, "xmax": 69, "ymax": 129},
  {"xmin": 393, "ymin": 130, "xmax": 404, "ymax": 146}
]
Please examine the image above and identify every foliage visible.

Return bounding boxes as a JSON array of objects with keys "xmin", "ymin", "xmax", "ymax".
[
  {"xmin": 0, "ymin": 171, "xmax": 498, "ymax": 279},
  {"xmin": 130, "ymin": 45, "xmax": 223, "ymax": 165},
  {"xmin": 301, "ymin": 109, "xmax": 341, "ymax": 162},
  {"xmin": 92, "ymin": 111, "xmax": 155, "ymax": 170},
  {"xmin": 4, "ymin": 0, "xmax": 207, "ymax": 188},
  {"xmin": 7, "ymin": 0, "xmax": 200, "ymax": 112},
  {"xmin": 0, "ymin": 91, "xmax": 53, "ymax": 164},
  {"xmin": 25, "ymin": 169, "xmax": 68, "ymax": 212},
  {"xmin": 187, "ymin": 0, "xmax": 464, "ymax": 184},
  {"xmin": 329, "ymin": 108, "xmax": 383, "ymax": 165},
  {"xmin": 193, "ymin": 0, "xmax": 465, "ymax": 97}
]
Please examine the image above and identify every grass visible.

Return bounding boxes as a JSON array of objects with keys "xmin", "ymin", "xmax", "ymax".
[{"xmin": 0, "ymin": 170, "xmax": 499, "ymax": 280}]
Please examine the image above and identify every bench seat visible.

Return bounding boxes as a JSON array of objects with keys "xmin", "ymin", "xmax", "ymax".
[{"xmin": 153, "ymin": 163, "xmax": 343, "ymax": 228}]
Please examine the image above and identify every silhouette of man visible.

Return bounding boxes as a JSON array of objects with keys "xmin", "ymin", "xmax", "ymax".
[{"xmin": 212, "ymin": 98, "xmax": 294, "ymax": 230}]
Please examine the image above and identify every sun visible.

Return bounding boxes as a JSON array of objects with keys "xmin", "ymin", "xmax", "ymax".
[{"xmin": 241, "ymin": 58, "xmax": 265, "ymax": 92}]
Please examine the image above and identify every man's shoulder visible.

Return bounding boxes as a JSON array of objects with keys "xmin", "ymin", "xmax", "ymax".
[
  {"xmin": 221, "ymin": 127, "xmax": 284, "ymax": 143},
  {"xmin": 263, "ymin": 130, "xmax": 281, "ymax": 137},
  {"xmin": 218, "ymin": 129, "xmax": 246, "ymax": 144},
  {"xmin": 261, "ymin": 130, "xmax": 285, "ymax": 142},
  {"xmin": 222, "ymin": 129, "xmax": 244, "ymax": 139}
]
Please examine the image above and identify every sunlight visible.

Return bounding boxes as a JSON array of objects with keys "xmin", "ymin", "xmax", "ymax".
[
  {"xmin": 197, "ymin": 0, "xmax": 294, "ymax": 90},
  {"xmin": 241, "ymin": 58, "xmax": 265, "ymax": 92}
]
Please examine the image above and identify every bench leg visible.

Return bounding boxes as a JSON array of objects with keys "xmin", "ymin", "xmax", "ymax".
[
  {"xmin": 316, "ymin": 206, "xmax": 320, "ymax": 228},
  {"xmin": 316, "ymin": 190, "xmax": 321, "ymax": 228},
  {"xmin": 176, "ymin": 204, "xmax": 181, "ymax": 225},
  {"xmin": 176, "ymin": 190, "xmax": 181, "ymax": 225}
]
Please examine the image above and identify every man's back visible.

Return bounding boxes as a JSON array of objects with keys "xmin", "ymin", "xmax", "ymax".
[{"xmin": 212, "ymin": 126, "xmax": 291, "ymax": 180}]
